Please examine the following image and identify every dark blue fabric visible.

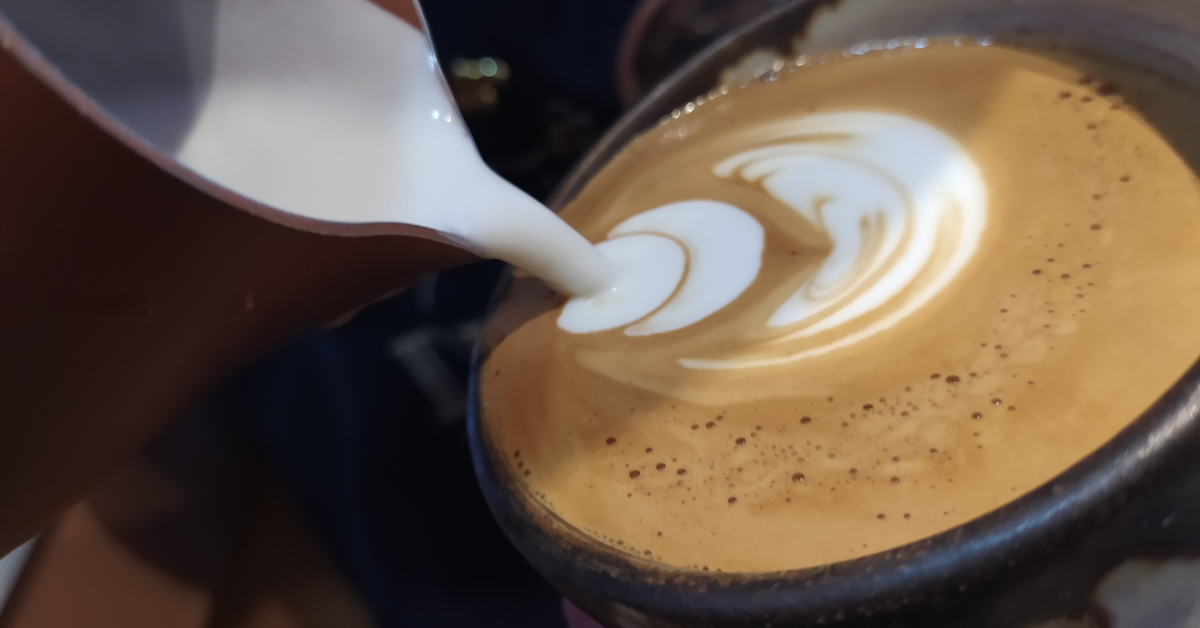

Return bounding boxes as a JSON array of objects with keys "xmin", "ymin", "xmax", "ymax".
[
  {"xmin": 236, "ymin": 263, "xmax": 572, "ymax": 628},
  {"xmin": 424, "ymin": 0, "xmax": 641, "ymax": 199},
  {"xmin": 423, "ymin": 0, "xmax": 640, "ymax": 105}
]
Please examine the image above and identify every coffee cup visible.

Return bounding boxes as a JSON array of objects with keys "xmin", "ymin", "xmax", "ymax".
[{"xmin": 470, "ymin": 1, "xmax": 1200, "ymax": 626}]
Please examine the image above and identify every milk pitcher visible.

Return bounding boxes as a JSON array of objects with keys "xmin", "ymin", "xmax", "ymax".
[{"xmin": 0, "ymin": 0, "xmax": 606, "ymax": 556}]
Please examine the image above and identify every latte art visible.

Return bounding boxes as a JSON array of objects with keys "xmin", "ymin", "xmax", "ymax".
[
  {"xmin": 705, "ymin": 112, "xmax": 986, "ymax": 366},
  {"xmin": 559, "ymin": 111, "xmax": 987, "ymax": 369}
]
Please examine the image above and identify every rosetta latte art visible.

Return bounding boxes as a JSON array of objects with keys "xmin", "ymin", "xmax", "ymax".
[{"xmin": 559, "ymin": 111, "xmax": 987, "ymax": 368}]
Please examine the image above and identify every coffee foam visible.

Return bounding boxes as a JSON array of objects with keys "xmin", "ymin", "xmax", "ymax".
[
  {"xmin": 559, "ymin": 111, "xmax": 987, "ymax": 369},
  {"xmin": 482, "ymin": 41, "xmax": 1200, "ymax": 572}
]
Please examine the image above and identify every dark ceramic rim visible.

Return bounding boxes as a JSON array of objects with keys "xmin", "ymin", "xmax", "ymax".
[{"xmin": 470, "ymin": 0, "xmax": 1200, "ymax": 623}]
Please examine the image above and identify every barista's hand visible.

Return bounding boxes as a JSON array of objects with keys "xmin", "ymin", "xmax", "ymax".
[{"xmin": 564, "ymin": 599, "xmax": 605, "ymax": 628}]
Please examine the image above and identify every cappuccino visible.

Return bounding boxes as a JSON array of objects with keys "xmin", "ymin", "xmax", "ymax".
[{"xmin": 481, "ymin": 40, "xmax": 1200, "ymax": 573}]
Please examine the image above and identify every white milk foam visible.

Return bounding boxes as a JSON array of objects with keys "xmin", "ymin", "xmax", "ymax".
[
  {"xmin": 558, "ymin": 234, "xmax": 686, "ymax": 334},
  {"xmin": 558, "ymin": 201, "xmax": 764, "ymax": 335},
  {"xmin": 560, "ymin": 111, "xmax": 987, "ymax": 367}
]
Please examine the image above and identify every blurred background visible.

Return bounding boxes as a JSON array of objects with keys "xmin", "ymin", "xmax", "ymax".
[{"xmin": 0, "ymin": 1, "xmax": 787, "ymax": 626}]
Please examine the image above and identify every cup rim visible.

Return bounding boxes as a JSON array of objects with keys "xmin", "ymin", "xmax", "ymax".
[
  {"xmin": 471, "ymin": 318, "xmax": 1200, "ymax": 622},
  {"xmin": 469, "ymin": 0, "xmax": 1200, "ymax": 622}
]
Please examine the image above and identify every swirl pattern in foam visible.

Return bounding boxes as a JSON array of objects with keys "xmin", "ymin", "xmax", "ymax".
[
  {"xmin": 560, "ymin": 111, "xmax": 986, "ymax": 370},
  {"xmin": 696, "ymin": 111, "xmax": 986, "ymax": 366}
]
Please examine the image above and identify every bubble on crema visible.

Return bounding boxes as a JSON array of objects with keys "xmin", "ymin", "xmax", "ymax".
[{"xmin": 557, "ymin": 111, "xmax": 986, "ymax": 371}]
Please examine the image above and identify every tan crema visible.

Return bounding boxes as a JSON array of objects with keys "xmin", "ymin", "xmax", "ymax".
[{"xmin": 480, "ymin": 42, "xmax": 1200, "ymax": 573}]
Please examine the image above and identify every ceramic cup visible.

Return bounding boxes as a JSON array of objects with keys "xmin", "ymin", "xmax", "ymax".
[{"xmin": 471, "ymin": 1, "xmax": 1200, "ymax": 626}]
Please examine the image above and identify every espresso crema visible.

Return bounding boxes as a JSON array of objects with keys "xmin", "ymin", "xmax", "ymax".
[{"xmin": 481, "ymin": 40, "xmax": 1200, "ymax": 572}]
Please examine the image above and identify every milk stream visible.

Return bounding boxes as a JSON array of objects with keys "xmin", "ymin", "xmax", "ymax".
[
  {"xmin": 0, "ymin": 0, "xmax": 611, "ymax": 296},
  {"xmin": 0, "ymin": 0, "xmax": 984, "ymax": 332}
]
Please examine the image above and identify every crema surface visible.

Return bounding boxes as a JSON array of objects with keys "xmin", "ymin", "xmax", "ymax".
[{"xmin": 481, "ymin": 41, "xmax": 1200, "ymax": 573}]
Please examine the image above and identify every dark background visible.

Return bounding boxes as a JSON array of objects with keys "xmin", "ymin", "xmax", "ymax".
[{"xmin": 234, "ymin": 2, "xmax": 637, "ymax": 627}]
